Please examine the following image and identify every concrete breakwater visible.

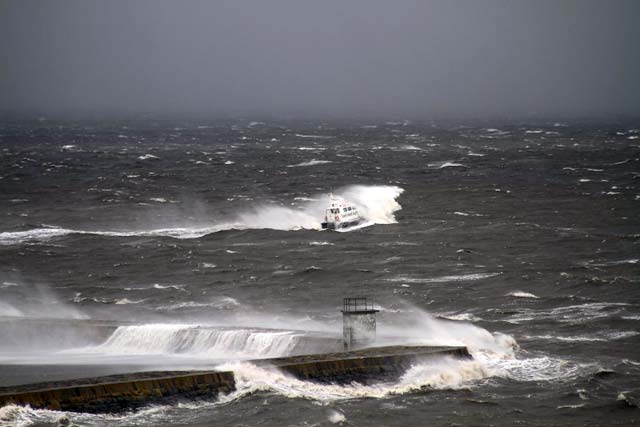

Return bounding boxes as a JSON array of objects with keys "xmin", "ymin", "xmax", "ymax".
[{"xmin": 0, "ymin": 345, "xmax": 470, "ymax": 413}]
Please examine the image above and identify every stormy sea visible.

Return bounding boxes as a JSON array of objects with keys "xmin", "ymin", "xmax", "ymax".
[{"xmin": 0, "ymin": 118, "xmax": 638, "ymax": 426}]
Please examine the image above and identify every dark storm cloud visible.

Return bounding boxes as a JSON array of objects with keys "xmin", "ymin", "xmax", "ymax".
[{"xmin": 1, "ymin": 0, "xmax": 639, "ymax": 118}]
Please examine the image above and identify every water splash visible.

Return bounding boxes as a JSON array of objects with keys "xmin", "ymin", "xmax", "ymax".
[{"xmin": 0, "ymin": 185, "xmax": 404, "ymax": 245}]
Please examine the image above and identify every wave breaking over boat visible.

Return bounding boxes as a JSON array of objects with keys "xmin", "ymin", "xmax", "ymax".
[{"xmin": 0, "ymin": 185, "xmax": 404, "ymax": 245}]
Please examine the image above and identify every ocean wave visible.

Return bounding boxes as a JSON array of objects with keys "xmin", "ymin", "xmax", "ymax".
[
  {"xmin": 524, "ymin": 331, "xmax": 639, "ymax": 342},
  {"xmin": 428, "ymin": 161, "xmax": 467, "ymax": 169},
  {"xmin": 437, "ymin": 312, "xmax": 483, "ymax": 322},
  {"xmin": 484, "ymin": 355, "xmax": 599, "ymax": 383},
  {"xmin": 114, "ymin": 298, "xmax": 146, "ymax": 305},
  {"xmin": 0, "ymin": 225, "xmax": 232, "ymax": 245},
  {"xmin": 287, "ymin": 159, "xmax": 332, "ymax": 167},
  {"xmin": 386, "ymin": 272, "xmax": 502, "ymax": 284},
  {"xmin": 156, "ymin": 298, "xmax": 239, "ymax": 311},
  {"xmin": 499, "ymin": 302, "xmax": 631, "ymax": 324},
  {"xmin": 72, "ymin": 324, "xmax": 304, "ymax": 359},
  {"xmin": 220, "ymin": 356, "xmax": 489, "ymax": 403},
  {"xmin": 506, "ymin": 291, "xmax": 540, "ymax": 299},
  {"xmin": 0, "ymin": 357, "xmax": 489, "ymax": 425},
  {"xmin": 294, "ymin": 134, "xmax": 333, "ymax": 139},
  {"xmin": 0, "ymin": 185, "xmax": 404, "ymax": 244},
  {"xmin": 399, "ymin": 144, "xmax": 424, "ymax": 151}
]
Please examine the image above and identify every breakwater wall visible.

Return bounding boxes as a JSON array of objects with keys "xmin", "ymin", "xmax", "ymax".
[{"xmin": 0, "ymin": 345, "xmax": 470, "ymax": 413}]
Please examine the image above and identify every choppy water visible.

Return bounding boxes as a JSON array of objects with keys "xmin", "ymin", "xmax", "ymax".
[{"xmin": 0, "ymin": 118, "xmax": 639, "ymax": 426}]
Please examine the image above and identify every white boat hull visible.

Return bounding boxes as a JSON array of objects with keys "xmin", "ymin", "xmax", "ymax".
[{"xmin": 321, "ymin": 219, "xmax": 371, "ymax": 232}]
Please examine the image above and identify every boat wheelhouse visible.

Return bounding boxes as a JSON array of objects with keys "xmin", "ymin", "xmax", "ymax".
[{"xmin": 321, "ymin": 194, "xmax": 361, "ymax": 230}]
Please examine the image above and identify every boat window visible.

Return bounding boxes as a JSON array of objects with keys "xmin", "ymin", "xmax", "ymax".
[{"xmin": 343, "ymin": 208, "xmax": 347, "ymax": 213}]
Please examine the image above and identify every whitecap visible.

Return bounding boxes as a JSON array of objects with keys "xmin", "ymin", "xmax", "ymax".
[
  {"xmin": 296, "ymin": 146, "xmax": 327, "ymax": 151},
  {"xmin": 507, "ymin": 291, "xmax": 540, "ymax": 299},
  {"xmin": 287, "ymin": 159, "xmax": 332, "ymax": 167},
  {"xmin": 523, "ymin": 334, "xmax": 605, "ymax": 342},
  {"xmin": 400, "ymin": 144, "xmax": 423, "ymax": 151},
  {"xmin": 328, "ymin": 410, "xmax": 346, "ymax": 423},
  {"xmin": 153, "ymin": 283, "xmax": 186, "ymax": 291},
  {"xmin": 430, "ymin": 161, "xmax": 467, "ymax": 169},
  {"xmin": 377, "ymin": 241, "xmax": 419, "ymax": 247},
  {"xmin": 438, "ymin": 312, "xmax": 482, "ymax": 322},
  {"xmin": 1, "ymin": 281, "xmax": 20, "ymax": 288},
  {"xmin": 114, "ymin": 298, "xmax": 146, "ymax": 305},
  {"xmin": 502, "ymin": 302, "xmax": 630, "ymax": 324},
  {"xmin": 294, "ymin": 134, "xmax": 334, "ymax": 139},
  {"xmin": 486, "ymin": 355, "xmax": 595, "ymax": 382},
  {"xmin": 386, "ymin": 272, "xmax": 501, "ymax": 283},
  {"xmin": 156, "ymin": 298, "xmax": 239, "ymax": 311}
]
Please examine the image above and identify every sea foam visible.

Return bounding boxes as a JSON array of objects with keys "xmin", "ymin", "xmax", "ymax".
[{"xmin": 0, "ymin": 185, "xmax": 404, "ymax": 244}]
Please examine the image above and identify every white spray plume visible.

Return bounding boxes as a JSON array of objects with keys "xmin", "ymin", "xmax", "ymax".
[
  {"xmin": 0, "ymin": 185, "xmax": 404, "ymax": 245},
  {"xmin": 377, "ymin": 303, "xmax": 518, "ymax": 360},
  {"xmin": 216, "ymin": 357, "xmax": 488, "ymax": 403}
]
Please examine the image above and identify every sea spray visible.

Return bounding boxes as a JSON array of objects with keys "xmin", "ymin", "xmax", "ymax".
[
  {"xmin": 379, "ymin": 305, "xmax": 596, "ymax": 383},
  {"xmin": 217, "ymin": 356, "xmax": 488, "ymax": 402},
  {"xmin": 0, "ymin": 185, "xmax": 404, "ymax": 245},
  {"xmin": 74, "ymin": 325, "xmax": 306, "ymax": 359},
  {"xmin": 62, "ymin": 320, "xmax": 343, "ymax": 361},
  {"xmin": 338, "ymin": 185, "xmax": 404, "ymax": 224},
  {"xmin": 378, "ymin": 308, "xmax": 518, "ymax": 359}
]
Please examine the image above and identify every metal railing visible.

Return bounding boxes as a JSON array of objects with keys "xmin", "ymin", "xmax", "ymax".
[{"xmin": 342, "ymin": 297, "xmax": 377, "ymax": 313}]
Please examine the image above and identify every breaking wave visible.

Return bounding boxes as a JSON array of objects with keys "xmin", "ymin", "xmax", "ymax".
[
  {"xmin": 221, "ymin": 356, "xmax": 489, "ymax": 402},
  {"xmin": 507, "ymin": 291, "xmax": 540, "ymax": 299},
  {"xmin": 287, "ymin": 159, "xmax": 332, "ymax": 167},
  {"xmin": 0, "ymin": 311, "xmax": 601, "ymax": 424},
  {"xmin": 71, "ymin": 324, "xmax": 323, "ymax": 359},
  {"xmin": 0, "ymin": 357, "xmax": 489, "ymax": 425},
  {"xmin": 0, "ymin": 185, "xmax": 403, "ymax": 245},
  {"xmin": 386, "ymin": 272, "xmax": 501, "ymax": 284}
]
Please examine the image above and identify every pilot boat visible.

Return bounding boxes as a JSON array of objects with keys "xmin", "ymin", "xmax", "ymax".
[{"xmin": 321, "ymin": 194, "xmax": 361, "ymax": 230}]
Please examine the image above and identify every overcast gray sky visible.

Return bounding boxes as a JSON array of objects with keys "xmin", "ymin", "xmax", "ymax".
[{"xmin": 1, "ymin": 0, "xmax": 639, "ymax": 118}]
